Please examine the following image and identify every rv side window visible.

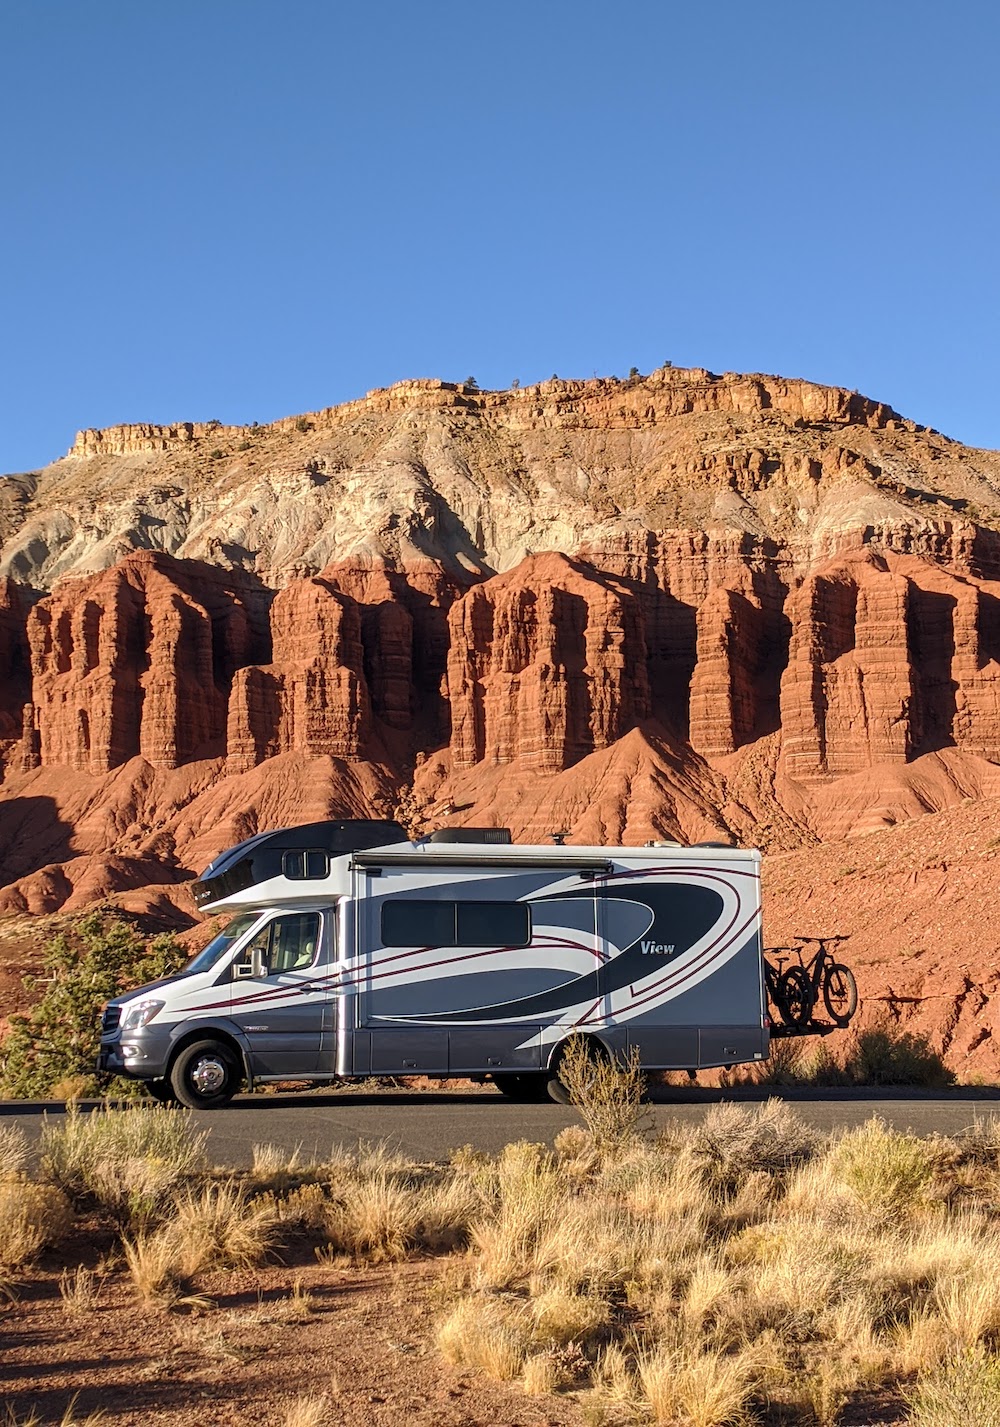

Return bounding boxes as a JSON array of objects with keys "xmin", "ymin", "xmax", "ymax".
[
  {"xmin": 381, "ymin": 900, "xmax": 531, "ymax": 948},
  {"xmin": 283, "ymin": 850, "xmax": 330, "ymax": 880},
  {"xmin": 382, "ymin": 900, "xmax": 454, "ymax": 947},
  {"xmin": 457, "ymin": 901, "xmax": 531, "ymax": 947}
]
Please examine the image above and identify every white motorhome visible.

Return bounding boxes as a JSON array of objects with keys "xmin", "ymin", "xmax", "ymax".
[{"xmin": 98, "ymin": 820, "xmax": 768, "ymax": 1107}]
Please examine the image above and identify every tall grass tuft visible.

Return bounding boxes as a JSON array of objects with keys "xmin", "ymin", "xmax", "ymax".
[
  {"xmin": 0, "ymin": 1181, "xmax": 71, "ymax": 1270},
  {"xmin": 906, "ymin": 1347, "xmax": 1000, "ymax": 1426},
  {"xmin": 166, "ymin": 1180, "xmax": 280, "ymax": 1272},
  {"xmin": 438, "ymin": 1295, "xmax": 530, "ymax": 1380},
  {"xmin": 41, "ymin": 1105, "xmax": 206, "ymax": 1227},
  {"xmin": 0, "ymin": 1125, "xmax": 29, "ymax": 1181}
]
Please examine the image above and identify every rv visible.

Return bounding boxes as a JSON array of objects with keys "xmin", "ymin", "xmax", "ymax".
[{"xmin": 97, "ymin": 821, "xmax": 768, "ymax": 1107}]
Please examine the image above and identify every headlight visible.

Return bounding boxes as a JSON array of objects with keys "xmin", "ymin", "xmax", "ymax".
[{"xmin": 120, "ymin": 999, "xmax": 165, "ymax": 1031}]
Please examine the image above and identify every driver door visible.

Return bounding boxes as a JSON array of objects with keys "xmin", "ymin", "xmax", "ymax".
[{"xmin": 229, "ymin": 910, "xmax": 327, "ymax": 1077}]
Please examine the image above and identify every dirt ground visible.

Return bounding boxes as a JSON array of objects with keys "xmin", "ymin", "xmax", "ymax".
[{"xmin": 1, "ymin": 1229, "xmax": 584, "ymax": 1427}]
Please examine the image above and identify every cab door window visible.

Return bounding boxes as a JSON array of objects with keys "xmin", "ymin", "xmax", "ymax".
[{"xmin": 243, "ymin": 913, "xmax": 320, "ymax": 976}]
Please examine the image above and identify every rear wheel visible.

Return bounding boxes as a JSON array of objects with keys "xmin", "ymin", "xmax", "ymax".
[
  {"xmin": 822, "ymin": 963, "xmax": 858, "ymax": 1026},
  {"xmin": 169, "ymin": 1038, "xmax": 242, "ymax": 1110},
  {"xmin": 491, "ymin": 1073, "xmax": 550, "ymax": 1102},
  {"xmin": 777, "ymin": 966, "xmax": 814, "ymax": 1027},
  {"xmin": 545, "ymin": 1035, "xmax": 610, "ymax": 1104}
]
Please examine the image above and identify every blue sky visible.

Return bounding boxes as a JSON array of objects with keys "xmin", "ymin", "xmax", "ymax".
[{"xmin": 2, "ymin": 0, "xmax": 998, "ymax": 473}]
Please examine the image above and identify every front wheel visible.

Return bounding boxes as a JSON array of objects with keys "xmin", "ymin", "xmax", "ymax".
[
  {"xmin": 169, "ymin": 1039, "xmax": 242, "ymax": 1110},
  {"xmin": 144, "ymin": 1078, "xmax": 179, "ymax": 1105},
  {"xmin": 822, "ymin": 963, "xmax": 858, "ymax": 1026}
]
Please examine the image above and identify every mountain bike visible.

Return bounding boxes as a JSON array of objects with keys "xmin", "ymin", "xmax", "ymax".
[
  {"xmin": 781, "ymin": 934, "xmax": 859, "ymax": 1028},
  {"xmin": 764, "ymin": 949, "xmax": 817, "ymax": 1029}
]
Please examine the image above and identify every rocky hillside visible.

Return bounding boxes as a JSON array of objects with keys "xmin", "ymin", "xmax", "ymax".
[{"xmin": 3, "ymin": 368, "xmax": 1000, "ymax": 1072}]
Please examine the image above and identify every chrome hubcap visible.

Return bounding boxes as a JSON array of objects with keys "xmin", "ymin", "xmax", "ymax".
[{"xmin": 191, "ymin": 1056, "xmax": 227, "ymax": 1095}]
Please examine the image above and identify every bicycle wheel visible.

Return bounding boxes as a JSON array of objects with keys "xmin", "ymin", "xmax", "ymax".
[
  {"xmin": 822, "ymin": 963, "xmax": 858, "ymax": 1026},
  {"xmin": 776, "ymin": 966, "xmax": 814, "ymax": 1027}
]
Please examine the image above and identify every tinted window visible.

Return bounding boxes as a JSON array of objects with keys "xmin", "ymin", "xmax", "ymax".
[
  {"xmin": 283, "ymin": 849, "xmax": 330, "ymax": 880},
  {"xmin": 382, "ymin": 900, "xmax": 455, "ymax": 947},
  {"xmin": 457, "ymin": 901, "xmax": 530, "ymax": 947},
  {"xmin": 381, "ymin": 900, "xmax": 531, "ymax": 948},
  {"xmin": 306, "ymin": 850, "xmax": 329, "ymax": 878}
]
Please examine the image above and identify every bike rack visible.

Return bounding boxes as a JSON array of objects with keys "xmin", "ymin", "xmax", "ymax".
[{"xmin": 769, "ymin": 1018, "xmax": 843, "ymax": 1040}]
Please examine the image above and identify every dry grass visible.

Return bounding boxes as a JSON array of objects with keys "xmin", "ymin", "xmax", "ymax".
[
  {"xmin": 437, "ymin": 1295, "xmax": 529, "ymax": 1380},
  {"xmin": 636, "ymin": 1345, "xmax": 757, "ymax": 1426},
  {"xmin": 249, "ymin": 1142, "xmax": 311, "ymax": 1192},
  {"xmin": 41, "ymin": 1105, "xmax": 206, "ymax": 1227},
  {"xmin": 435, "ymin": 1109, "xmax": 1000, "ymax": 1420},
  {"xmin": 521, "ymin": 1351, "xmax": 562, "ymax": 1395},
  {"xmin": 11, "ymin": 1101, "xmax": 1000, "ymax": 1423},
  {"xmin": 281, "ymin": 1395, "xmax": 329, "ymax": 1427},
  {"xmin": 0, "ymin": 1181, "xmax": 71, "ymax": 1271},
  {"xmin": 530, "ymin": 1283, "xmax": 610, "ymax": 1346},
  {"xmin": 905, "ymin": 1347, "xmax": 1000, "ymax": 1426},
  {"xmin": 122, "ymin": 1230, "xmax": 197, "ymax": 1309},
  {"xmin": 1, "ymin": 1397, "xmax": 106, "ymax": 1425},
  {"xmin": 825, "ymin": 1117, "xmax": 938, "ymax": 1214},
  {"xmin": 59, "ymin": 1266, "xmax": 103, "ymax": 1314},
  {"xmin": 165, "ymin": 1180, "xmax": 280, "ymax": 1272},
  {"xmin": 0, "ymin": 1124, "xmax": 29, "ymax": 1181},
  {"xmin": 687, "ymin": 1098, "xmax": 820, "ymax": 1191},
  {"xmin": 557, "ymin": 1037, "xmax": 652, "ymax": 1154}
]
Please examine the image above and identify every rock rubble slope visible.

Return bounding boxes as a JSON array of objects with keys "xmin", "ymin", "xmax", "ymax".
[{"xmin": 3, "ymin": 368, "xmax": 1000, "ymax": 1073}]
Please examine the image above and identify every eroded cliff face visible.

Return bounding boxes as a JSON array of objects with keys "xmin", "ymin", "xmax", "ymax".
[
  {"xmin": 4, "ymin": 526, "xmax": 1000, "ymax": 850},
  {"xmin": 6, "ymin": 368, "xmax": 1000, "ymax": 590},
  {"xmin": 4, "ymin": 370, "xmax": 1000, "ymax": 1073}
]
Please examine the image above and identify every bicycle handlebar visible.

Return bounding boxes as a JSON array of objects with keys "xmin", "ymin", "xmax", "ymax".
[{"xmin": 792, "ymin": 933, "xmax": 849, "ymax": 943}]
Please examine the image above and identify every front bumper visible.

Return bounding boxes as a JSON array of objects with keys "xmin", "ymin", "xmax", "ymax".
[{"xmin": 97, "ymin": 1023, "xmax": 174, "ymax": 1080}]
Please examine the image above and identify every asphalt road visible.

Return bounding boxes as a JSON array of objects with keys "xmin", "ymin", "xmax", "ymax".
[{"xmin": 3, "ymin": 1088, "xmax": 1000, "ymax": 1167}]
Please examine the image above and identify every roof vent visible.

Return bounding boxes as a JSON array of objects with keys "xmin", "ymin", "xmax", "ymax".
[
  {"xmin": 694, "ymin": 840, "xmax": 737, "ymax": 848},
  {"xmin": 428, "ymin": 827, "xmax": 513, "ymax": 845}
]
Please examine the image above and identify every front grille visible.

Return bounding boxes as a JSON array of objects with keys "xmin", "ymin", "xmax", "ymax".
[{"xmin": 101, "ymin": 1006, "xmax": 121, "ymax": 1035}]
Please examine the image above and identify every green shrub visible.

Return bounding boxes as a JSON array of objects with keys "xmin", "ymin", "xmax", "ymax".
[
  {"xmin": 827, "ymin": 1117, "xmax": 936, "ymax": 1214},
  {"xmin": 843, "ymin": 1026, "xmax": 955, "ymax": 1087},
  {"xmin": 0, "ymin": 911, "xmax": 184, "ymax": 1099}
]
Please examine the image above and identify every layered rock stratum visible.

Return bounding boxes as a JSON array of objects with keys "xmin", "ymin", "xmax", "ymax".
[{"xmin": 4, "ymin": 368, "xmax": 1000, "ymax": 1072}]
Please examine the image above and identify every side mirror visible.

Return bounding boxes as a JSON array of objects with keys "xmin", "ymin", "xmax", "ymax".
[{"xmin": 233, "ymin": 947, "xmax": 265, "ymax": 980}]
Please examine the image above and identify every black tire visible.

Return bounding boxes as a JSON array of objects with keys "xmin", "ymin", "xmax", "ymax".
[
  {"xmin": 144, "ymin": 1078, "xmax": 179, "ymax": 1105},
  {"xmin": 169, "ymin": 1038, "xmax": 242, "ymax": 1110},
  {"xmin": 822, "ymin": 963, "xmax": 858, "ymax": 1026},
  {"xmin": 492, "ymin": 1073, "xmax": 550, "ymax": 1102},
  {"xmin": 777, "ymin": 966, "xmax": 814, "ymax": 1028},
  {"xmin": 545, "ymin": 1036, "xmax": 610, "ymax": 1104}
]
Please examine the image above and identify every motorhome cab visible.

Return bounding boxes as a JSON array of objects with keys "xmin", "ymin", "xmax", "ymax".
[{"xmin": 98, "ymin": 820, "xmax": 768, "ymax": 1108}]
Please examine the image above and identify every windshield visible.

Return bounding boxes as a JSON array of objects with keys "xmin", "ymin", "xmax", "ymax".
[{"xmin": 183, "ymin": 913, "xmax": 262, "ymax": 975}]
